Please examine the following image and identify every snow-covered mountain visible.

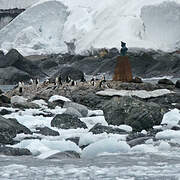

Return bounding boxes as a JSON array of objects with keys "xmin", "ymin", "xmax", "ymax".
[{"xmin": 0, "ymin": 0, "xmax": 180, "ymax": 55}]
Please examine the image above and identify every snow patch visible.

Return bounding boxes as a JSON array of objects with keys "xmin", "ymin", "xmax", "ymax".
[
  {"xmin": 49, "ymin": 95, "xmax": 71, "ymax": 102},
  {"xmin": 96, "ymin": 89, "xmax": 173, "ymax": 99}
]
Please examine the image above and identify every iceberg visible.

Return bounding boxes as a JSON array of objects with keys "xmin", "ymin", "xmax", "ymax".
[{"xmin": 1, "ymin": 0, "xmax": 180, "ymax": 55}]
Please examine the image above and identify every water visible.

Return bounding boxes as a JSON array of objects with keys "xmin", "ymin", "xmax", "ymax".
[
  {"xmin": 0, "ymin": 152, "xmax": 180, "ymax": 179},
  {"xmin": 0, "ymin": 85, "xmax": 16, "ymax": 92}
]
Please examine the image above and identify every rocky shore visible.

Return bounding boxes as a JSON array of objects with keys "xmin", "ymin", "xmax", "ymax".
[{"xmin": 0, "ymin": 48, "xmax": 180, "ymax": 159}]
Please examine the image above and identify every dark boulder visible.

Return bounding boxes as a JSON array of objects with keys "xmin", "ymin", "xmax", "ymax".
[
  {"xmin": 0, "ymin": 95, "xmax": 10, "ymax": 104},
  {"xmin": 47, "ymin": 151, "xmax": 80, "ymax": 159},
  {"xmin": 0, "ymin": 66, "xmax": 31, "ymax": 85},
  {"xmin": 175, "ymin": 80, "xmax": 180, "ymax": 88},
  {"xmin": 0, "ymin": 89, "xmax": 3, "ymax": 94},
  {"xmin": 103, "ymin": 96, "xmax": 167, "ymax": 132},
  {"xmin": 51, "ymin": 114, "xmax": 87, "ymax": 129},
  {"xmin": 52, "ymin": 67, "xmax": 84, "ymax": 81},
  {"xmin": 35, "ymin": 127, "xmax": 60, "ymax": 136},
  {"xmin": 158, "ymin": 78, "xmax": 174, "ymax": 85},
  {"xmin": 89, "ymin": 123, "xmax": 128, "ymax": 135},
  {"xmin": 7, "ymin": 118, "xmax": 32, "ymax": 135},
  {"xmin": 0, "ymin": 109, "xmax": 12, "ymax": 115},
  {"xmin": 66, "ymin": 137, "xmax": 80, "ymax": 146},
  {"xmin": 132, "ymin": 77, "xmax": 143, "ymax": 83},
  {"xmin": 0, "ymin": 146, "xmax": 32, "ymax": 156},
  {"xmin": 127, "ymin": 136, "xmax": 153, "ymax": 147}
]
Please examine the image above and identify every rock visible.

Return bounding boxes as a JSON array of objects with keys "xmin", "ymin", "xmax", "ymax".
[
  {"xmin": 12, "ymin": 102, "xmax": 40, "ymax": 109},
  {"xmin": 132, "ymin": 77, "xmax": 143, "ymax": 83},
  {"xmin": 0, "ymin": 95, "xmax": 10, "ymax": 104},
  {"xmin": 127, "ymin": 137, "xmax": 151, "ymax": 147},
  {"xmin": 0, "ymin": 89, "xmax": 3, "ymax": 94},
  {"xmin": 89, "ymin": 123, "xmax": 128, "ymax": 135},
  {"xmin": 47, "ymin": 151, "xmax": 80, "ymax": 159},
  {"xmin": 11, "ymin": 95, "xmax": 27, "ymax": 104},
  {"xmin": 107, "ymin": 48, "xmax": 120, "ymax": 57},
  {"xmin": 103, "ymin": 96, "xmax": 167, "ymax": 132},
  {"xmin": 0, "ymin": 66, "xmax": 31, "ymax": 85},
  {"xmin": 66, "ymin": 137, "xmax": 80, "ymax": 146},
  {"xmin": 51, "ymin": 67, "xmax": 84, "ymax": 81},
  {"xmin": 64, "ymin": 107, "xmax": 82, "ymax": 118},
  {"xmin": 63, "ymin": 102, "xmax": 88, "ymax": 117},
  {"xmin": 171, "ymin": 126, "xmax": 180, "ymax": 131},
  {"xmin": 35, "ymin": 127, "xmax": 60, "ymax": 136},
  {"xmin": 7, "ymin": 118, "xmax": 32, "ymax": 135},
  {"xmin": 158, "ymin": 78, "xmax": 174, "ymax": 85},
  {"xmin": 175, "ymin": 80, "xmax": 180, "ymax": 88},
  {"xmin": 0, "ymin": 109, "xmax": 12, "ymax": 115},
  {"xmin": 51, "ymin": 114, "xmax": 87, "ymax": 129},
  {"xmin": 0, "ymin": 146, "xmax": 32, "ymax": 156},
  {"xmin": 113, "ymin": 56, "xmax": 133, "ymax": 82}
]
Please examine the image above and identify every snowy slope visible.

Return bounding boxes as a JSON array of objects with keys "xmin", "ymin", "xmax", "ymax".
[
  {"xmin": 0, "ymin": 0, "xmax": 38, "ymax": 9},
  {"xmin": 0, "ymin": 0, "xmax": 180, "ymax": 55}
]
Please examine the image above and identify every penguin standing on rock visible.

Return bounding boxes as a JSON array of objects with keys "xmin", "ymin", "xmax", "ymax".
[
  {"xmin": 65, "ymin": 76, "xmax": 71, "ymax": 83},
  {"xmin": 99, "ymin": 75, "xmax": 106, "ymax": 88},
  {"xmin": 90, "ymin": 76, "xmax": 96, "ymax": 86},
  {"xmin": 58, "ymin": 76, "xmax": 62, "ymax": 86},
  {"xmin": 18, "ymin": 82, "xmax": 23, "ymax": 94}
]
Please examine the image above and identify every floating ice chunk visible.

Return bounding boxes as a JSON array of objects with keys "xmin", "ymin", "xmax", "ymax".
[
  {"xmin": 49, "ymin": 95, "xmax": 71, "ymax": 102},
  {"xmin": 161, "ymin": 109, "xmax": 180, "ymax": 128},
  {"xmin": 80, "ymin": 116, "xmax": 108, "ymax": 129},
  {"xmin": 131, "ymin": 144, "xmax": 158, "ymax": 153},
  {"xmin": 37, "ymin": 150, "xmax": 60, "ymax": 159},
  {"xmin": 81, "ymin": 138, "xmax": 130, "ymax": 158},
  {"xmin": 156, "ymin": 130, "xmax": 180, "ymax": 140},
  {"xmin": 158, "ymin": 141, "xmax": 171, "ymax": 151},
  {"xmin": 141, "ymin": 130, "xmax": 148, "ymax": 135},
  {"xmin": 11, "ymin": 96, "xmax": 27, "ymax": 104}
]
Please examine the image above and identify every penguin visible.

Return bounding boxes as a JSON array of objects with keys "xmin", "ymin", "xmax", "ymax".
[
  {"xmin": 66, "ymin": 76, "xmax": 71, "ymax": 83},
  {"xmin": 90, "ymin": 76, "xmax": 96, "ymax": 86},
  {"xmin": 58, "ymin": 76, "xmax": 62, "ymax": 86},
  {"xmin": 30, "ymin": 78, "xmax": 33, "ymax": 85},
  {"xmin": 55, "ymin": 76, "xmax": 59, "ymax": 86},
  {"xmin": 80, "ymin": 76, "xmax": 86, "ymax": 82},
  {"xmin": 18, "ymin": 82, "xmax": 23, "ymax": 94}
]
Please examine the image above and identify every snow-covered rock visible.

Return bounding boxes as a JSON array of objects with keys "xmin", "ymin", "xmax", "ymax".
[
  {"xmin": 96, "ymin": 89, "xmax": 173, "ymax": 99},
  {"xmin": 11, "ymin": 96, "xmax": 27, "ymax": 104},
  {"xmin": 49, "ymin": 95, "xmax": 71, "ymax": 103}
]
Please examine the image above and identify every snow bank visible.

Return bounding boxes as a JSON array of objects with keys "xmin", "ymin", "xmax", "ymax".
[
  {"xmin": 81, "ymin": 138, "xmax": 130, "ymax": 158},
  {"xmin": 96, "ymin": 89, "xmax": 173, "ymax": 99},
  {"xmin": 49, "ymin": 95, "xmax": 71, "ymax": 103},
  {"xmin": 1, "ymin": 0, "xmax": 180, "ymax": 55}
]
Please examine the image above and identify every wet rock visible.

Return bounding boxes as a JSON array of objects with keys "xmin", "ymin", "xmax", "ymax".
[
  {"xmin": 0, "ymin": 146, "xmax": 32, "ymax": 156},
  {"xmin": 0, "ymin": 109, "xmax": 12, "ymax": 115},
  {"xmin": 89, "ymin": 123, "xmax": 128, "ymax": 135},
  {"xmin": 158, "ymin": 78, "xmax": 174, "ymax": 85},
  {"xmin": 103, "ymin": 96, "xmax": 167, "ymax": 132},
  {"xmin": 63, "ymin": 102, "xmax": 88, "ymax": 117},
  {"xmin": 51, "ymin": 114, "xmax": 87, "ymax": 129},
  {"xmin": 127, "ymin": 137, "xmax": 151, "ymax": 147},
  {"xmin": 12, "ymin": 102, "xmax": 40, "ymax": 110},
  {"xmin": 171, "ymin": 126, "xmax": 180, "ymax": 131},
  {"xmin": 66, "ymin": 137, "xmax": 80, "ymax": 146},
  {"xmin": 64, "ymin": 107, "xmax": 82, "ymax": 118},
  {"xmin": 175, "ymin": 80, "xmax": 180, "ymax": 88},
  {"xmin": 47, "ymin": 151, "xmax": 80, "ymax": 159},
  {"xmin": 35, "ymin": 127, "xmax": 60, "ymax": 136},
  {"xmin": 0, "ymin": 89, "xmax": 3, "ymax": 94}
]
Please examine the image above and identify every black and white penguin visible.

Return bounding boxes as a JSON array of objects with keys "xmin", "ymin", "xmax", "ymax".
[
  {"xmin": 58, "ymin": 76, "xmax": 62, "ymax": 86},
  {"xmin": 90, "ymin": 76, "xmax": 96, "ymax": 86},
  {"xmin": 18, "ymin": 82, "xmax": 23, "ymax": 94},
  {"xmin": 65, "ymin": 76, "xmax": 71, "ymax": 83}
]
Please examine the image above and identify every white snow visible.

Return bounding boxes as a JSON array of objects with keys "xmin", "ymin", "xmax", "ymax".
[
  {"xmin": 81, "ymin": 138, "xmax": 130, "ymax": 158},
  {"xmin": 158, "ymin": 141, "xmax": 171, "ymax": 151},
  {"xmin": 161, "ymin": 109, "xmax": 180, "ymax": 128},
  {"xmin": 1, "ymin": 0, "xmax": 180, "ymax": 55},
  {"xmin": 131, "ymin": 144, "xmax": 158, "ymax": 153},
  {"xmin": 96, "ymin": 89, "xmax": 173, "ymax": 99},
  {"xmin": 49, "ymin": 95, "xmax": 71, "ymax": 103}
]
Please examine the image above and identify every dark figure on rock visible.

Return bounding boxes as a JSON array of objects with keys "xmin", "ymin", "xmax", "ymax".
[{"xmin": 120, "ymin": 41, "xmax": 128, "ymax": 56}]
